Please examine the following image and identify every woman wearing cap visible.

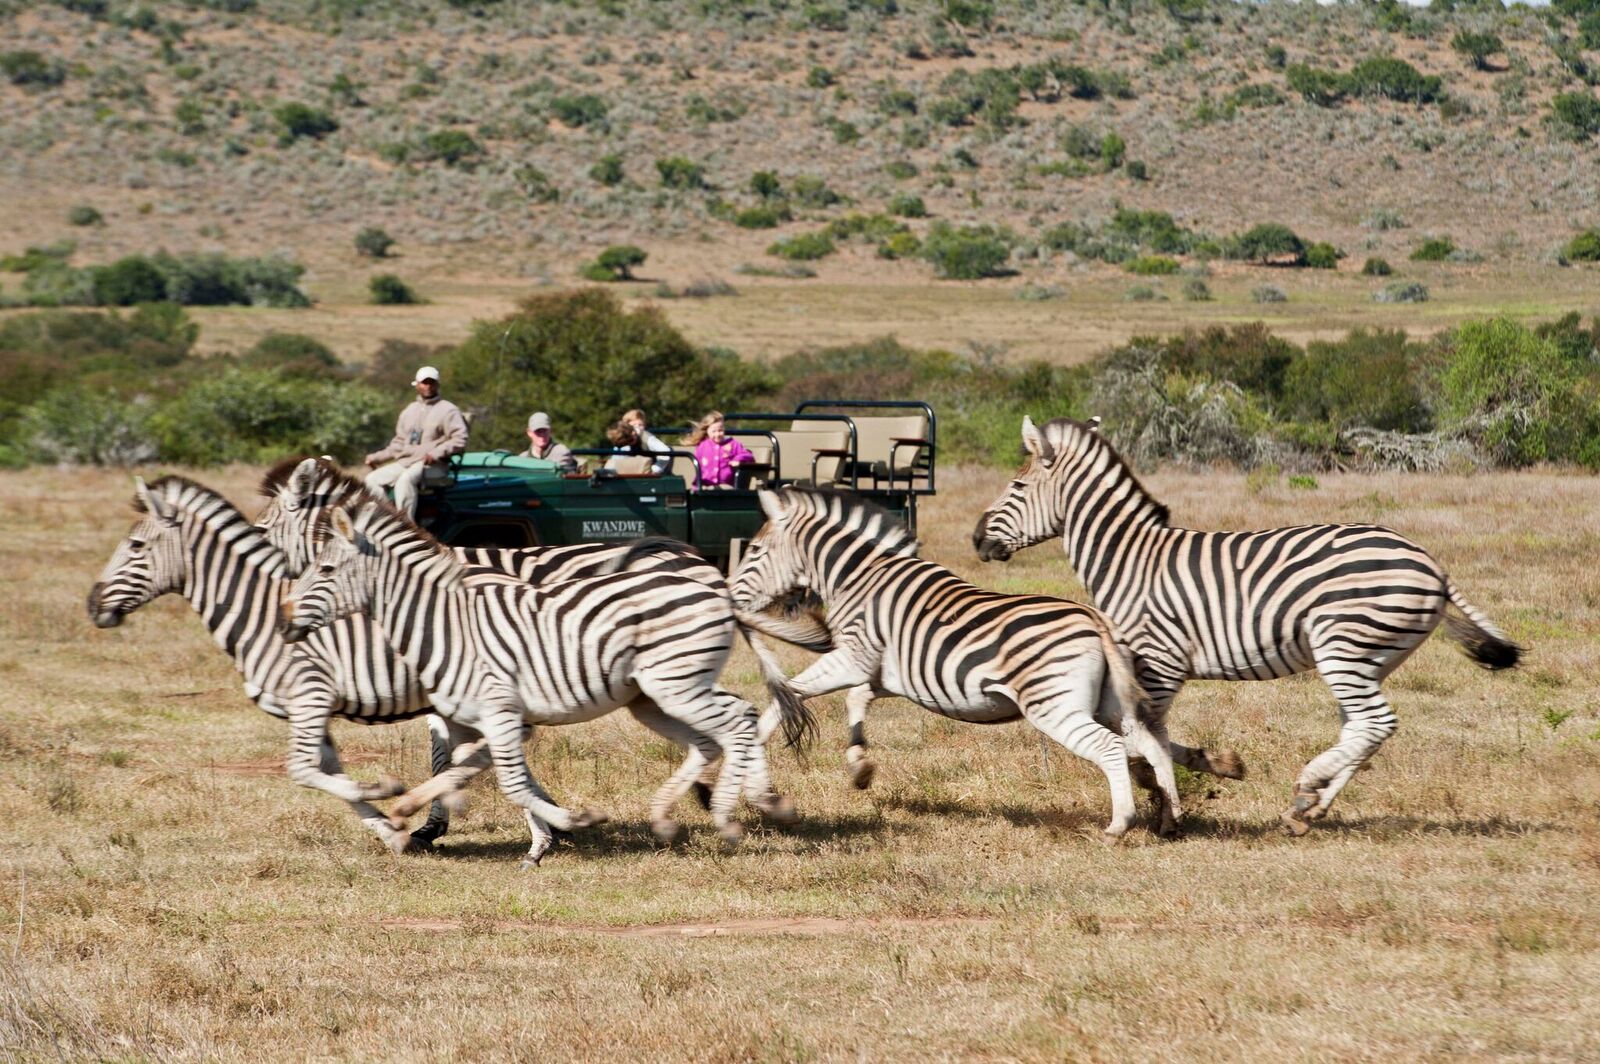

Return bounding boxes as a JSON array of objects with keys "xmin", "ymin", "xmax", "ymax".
[
  {"xmin": 364, "ymin": 365, "xmax": 470, "ymax": 518},
  {"xmin": 520, "ymin": 411, "xmax": 578, "ymax": 474}
]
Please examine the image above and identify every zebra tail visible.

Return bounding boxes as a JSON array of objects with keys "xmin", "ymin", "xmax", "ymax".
[
  {"xmin": 599, "ymin": 537, "xmax": 705, "ymax": 576},
  {"xmin": 742, "ymin": 628, "xmax": 818, "ymax": 751},
  {"xmin": 1091, "ymin": 613, "xmax": 1154, "ymax": 724},
  {"xmin": 1442, "ymin": 579, "xmax": 1522, "ymax": 670}
]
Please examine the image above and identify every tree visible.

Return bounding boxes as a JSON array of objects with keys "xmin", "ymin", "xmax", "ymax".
[
  {"xmin": 354, "ymin": 227, "xmax": 395, "ymax": 258},
  {"xmin": 445, "ymin": 289, "xmax": 775, "ymax": 447},
  {"xmin": 593, "ymin": 245, "xmax": 647, "ymax": 280},
  {"xmin": 1451, "ymin": 30, "xmax": 1503, "ymax": 71},
  {"xmin": 1228, "ymin": 223, "xmax": 1306, "ymax": 265},
  {"xmin": 273, "ymin": 102, "xmax": 338, "ymax": 143}
]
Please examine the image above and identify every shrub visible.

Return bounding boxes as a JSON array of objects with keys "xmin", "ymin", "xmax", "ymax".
[
  {"xmin": 1126, "ymin": 255, "xmax": 1180, "ymax": 276},
  {"xmin": 241, "ymin": 333, "xmax": 343, "ymax": 380},
  {"xmin": 1344, "ymin": 57, "xmax": 1443, "ymax": 104},
  {"xmin": 18, "ymin": 387, "xmax": 155, "ymax": 466},
  {"xmin": 354, "ymin": 227, "xmax": 394, "ymax": 258},
  {"xmin": 550, "ymin": 93, "xmax": 608, "ymax": 129},
  {"xmin": 1303, "ymin": 242, "xmax": 1341, "ymax": 269},
  {"xmin": 826, "ymin": 118, "xmax": 861, "ymax": 144},
  {"xmin": 513, "ymin": 165, "xmax": 560, "ymax": 203},
  {"xmin": 750, "ymin": 171, "xmax": 783, "ymax": 200},
  {"xmin": 1410, "ymin": 237, "xmax": 1456, "ymax": 262},
  {"xmin": 767, "ymin": 232, "xmax": 836, "ymax": 261},
  {"xmin": 1125, "ymin": 160, "xmax": 1149, "ymax": 181},
  {"xmin": 1363, "ymin": 208, "xmax": 1407, "ymax": 231},
  {"xmin": 1373, "ymin": 281, "xmax": 1429, "ymax": 303},
  {"xmin": 1252, "ymin": 285, "xmax": 1287, "ymax": 303},
  {"xmin": 369, "ymin": 274, "xmax": 420, "ymax": 305},
  {"xmin": 887, "ymin": 193, "xmax": 927, "ymax": 218},
  {"xmin": 589, "ymin": 245, "xmax": 648, "ymax": 280},
  {"xmin": 1286, "ymin": 63, "xmax": 1346, "ymax": 107},
  {"xmin": 919, "ymin": 223, "xmax": 1013, "ymax": 280},
  {"xmin": 421, "ymin": 130, "xmax": 482, "ymax": 167},
  {"xmin": 877, "ymin": 232, "xmax": 921, "ymax": 260},
  {"xmin": 447, "ymin": 288, "xmax": 776, "ymax": 446},
  {"xmin": 1016, "ymin": 284, "xmax": 1066, "ymax": 302},
  {"xmin": 1, "ymin": 50, "xmax": 65, "ymax": 89},
  {"xmin": 806, "ymin": 65, "xmax": 834, "ymax": 89},
  {"xmin": 67, "ymin": 206, "xmax": 103, "ymax": 227},
  {"xmin": 791, "ymin": 175, "xmax": 843, "ymax": 208},
  {"xmin": 273, "ymin": 102, "xmax": 338, "ymax": 143},
  {"xmin": 1100, "ymin": 131, "xmax": 1126, "ymax": 169},
  {"xmin": 1549, "ymin": 92, "xmax": 1600, "ymax": 140},
  {"xmin": 1125, "ymin": 285, "xmax": 1161, "ymax": 302},
  {"xmin": 656, "ymin": 156, "xmax": 707, "ymax": 190},
  {"xmin": 1229, "ymin": 83, "xmax": 1285, "ymax": 109},
  {"xmin": 1565, "ymin": 230, "xmax": 1600, "ymax": 262},
  {"xmin": 1157, "ymin": 323, "xmax": 1300, "ymax": 400},
  {"xmin": 885, "ymin": 160, "xmax": 918, "ymax": 180},
  {"xmin": 1361, "ymin": 257, "xmax": 1393, "ymax": 276},
  {"xmin": 1285, "ymin": 329, "xmax": 1429, "ymax": 432},
  {"xmin": 91, "ymin": 257, "xmax": 168, "ymax": 306},
  {"xmin": 590, "ymin": 153, "xmax": 625, "ymax": 186},
  {"xmin": 1451, "ymin": 31, "xmax": 1503, "ymax": 71},
  {"xmin": 734, "ymin": 204, "xmax": 791, "ymax": 229},
  {"xmin": 1228, "ymin": 223, "xmax": 1305, "ymax": 264},
  {"xmin": 1182, "ymin": 278, "xmax": 1212, "ymax": 301}
]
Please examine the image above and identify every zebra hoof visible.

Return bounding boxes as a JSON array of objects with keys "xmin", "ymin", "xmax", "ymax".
[
  {"xmin": 569, "ymin": 808, "xmax": 609, "ymax": 831},
  {"xmin": 1279, "ymin": 811, "xmax": 1312, "ymax": 837},
  {"xmin": 519, "ymin": 856, "xmax": 542, "ymax": 870},
  {"xmin": 1206, "ymin": 749, "xmax": 1246, "ymax": 780},
  {"xmin": 691, "ymin": 781, "xmax": 713, "ymax": 811},
  {"xmin": 759, "ymin": 795, "xmax": 799, "ymax": 826},
  {"xmin": 848, "ymin": 758, "xmax": 876, "ymax": 791},
  {"xmin": 719, "ymin": 822, "xmax": 746, "ymax": 849},
  {"xmin": 402, "ymin": 833, "xmax": 435, "ymax": 855},
  {"xmin": 1156, "ymin": 819, "xmax": 1183, "ymax": 841},
  {"xmin": 383, "ymin": 830, "xmax": 413, "ymax": 857},
  {"xmin": 1098, "ymin": 830, "xmax": 1125, "ymax": 847},
  {"xmin": 651, "ymin": 819, "xmax": 681, "ymax": 846},
  {"xmin": 409, "ymin": 821, "xmax": 446, "ymax": 847}
]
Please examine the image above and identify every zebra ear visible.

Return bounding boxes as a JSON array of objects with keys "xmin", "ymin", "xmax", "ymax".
[
  {"xmin": 1021, "ymin": 416, "xmax": 1054, "ymax": 465},
  {"xmin": 133, "ymin": 477, "xmax": 175, "ymax": 524},
  {"xmin": 757, "ymin": 489, "xmax": 786, "ymax": 524},
  {"xmin": 1087, "ymin": 415, "xmax": 1102, "ymax": 433},
  {"xmin": 285, "ymin": 458, "xmax": 321, "ymax": 510},
  {"xmin": 329, "ymin": 506, "xmax": 357, "ymax": 545}
]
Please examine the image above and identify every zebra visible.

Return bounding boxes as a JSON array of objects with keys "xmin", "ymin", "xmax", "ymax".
[
  {"xmin": 254, "ymin": 457, "xmax": 886, "ymax": 794},
  {"xmin": 278, "ymin": 491, "xmax": 807, "ymax": 863},
  {"xmin": 971, "ymin": 416, "xmax": 1522, "ymax": 835},
  {"xmin": 727, "ymin": 486, "xmax": 1183, "ymax": 841},
  {"xmin": 88, "ymin": 475, "xmax": 432, "ymax": 855}
]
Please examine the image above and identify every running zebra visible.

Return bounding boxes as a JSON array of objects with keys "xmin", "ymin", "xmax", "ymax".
[
  {"xmin": 255, "ymin": 458, "xmax": 855, "ymax": 786},
  {"xmin": 279, "ymin": 492, "xmax": 805, "ymax": 864},
  {"xmin": 89, "ymin": 475, "xmax": 431, "ymax": 854},
  {"xmin": 728, "ymin": 487, "xmax": 1181, "ymax": 840},
  {"xmin": 972, "ymin": 416, "xmax": 1522, "ymax": 834}
]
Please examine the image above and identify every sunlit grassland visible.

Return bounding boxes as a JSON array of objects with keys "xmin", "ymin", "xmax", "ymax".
[{"xmin": 0, "ymin": 463, "xmax": 1597, "ymax": 1060}]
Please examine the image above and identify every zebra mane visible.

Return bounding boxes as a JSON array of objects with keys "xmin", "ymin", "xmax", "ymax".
[
  {"xmin": 1044, "ymin": 418, "xmax": 1171, "ymax": 527},
  {"xmin": 257, "ymin": 456, "xmax": 368, "ymax": 503},
  {"xmin": 135, "ymin": 475, "xmax": 288, "ymax": 571},
  {"xmin": 316, "ymin": 490, "xmax": 464, "ymax": 585},
  {"xmin": 781, "ymin": 486, "xmax": 920, "ymax": 559}
]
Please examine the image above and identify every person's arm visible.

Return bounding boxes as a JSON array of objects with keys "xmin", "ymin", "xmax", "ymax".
[
  {"xmin": 555, "ymin": 444, "xmax": 578, "ymax": 474},
  {"xmin": 728, "ymin": 438, "xmax": 755, "ymax": 466},
  {"xmin": 429, "ymin": 404, "xmax": 470, "ymax": 462},
  {"xmin": 643, "ymin": 430, "xmax": 671, "ymax": 473},
  {"xmin": 367, "ymin": 411, "xmax": 407, "ymax": 465}
]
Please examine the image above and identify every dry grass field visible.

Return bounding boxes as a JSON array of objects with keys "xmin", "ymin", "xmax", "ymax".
[{"xmin": 2, "ymin": 462, "xmax": 1598, "ymax": 1061}]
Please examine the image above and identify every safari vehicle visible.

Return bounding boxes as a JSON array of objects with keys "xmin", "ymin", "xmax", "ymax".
[{"xmin": 414, "ymin": 400, "xmax": 936, "ymax": 569}]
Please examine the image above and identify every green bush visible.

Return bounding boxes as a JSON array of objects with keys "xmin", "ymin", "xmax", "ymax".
[
  {"xmin": 67, "ymin": 205, "xmax": 103, "ymax": 227},
  {"xmin": 918, "ymin": 222, "xmax": 1013, "ymax": 280},
  {"xmin": 92, "ymin": 257, "xmax": 167, "ymax": 306},
  {"xmin": 17, "ymin": 386, "xmax": 155, "ymax": 466},
  {"xmin": 513, "ymin": 166, "xmax": 560, "ymax": 203},
  {"xmin": 1125, "ymin": 160, "xmax": 1149, "ymax": 181},
  {"xmin": 1285, "ymin": 329, "xmax": 1429, "ymax": 431},
  {"xmin": 1125, "ymin": 285, "xmax": 1161, "ymax": 302},
  {"xmin": 1410, "ymin": 237, "xmax": 1456, "ymax": 262},
  {"xmin": 1344, "ymin": 57, "xmax": 1443, "ymax": 104},
  {"xmin": 1549, "ymin": 92, "xmax": 1600, "ymax": 141},
  {"xmin": 1303, "ymin": 242, "xmax": 1341, "ymax": 269},
  {"xmin": 734, "ymin": 204, "xmax": 791, "ymax": 229},
  {"xmin": 1228, "ymin": 223, "xmax": 1306, "ymax": 264},
  {"xmin": 447, "ymin": 288, "xmax": 776, "ymax": 447},
  {"xmin": 1182, "ymin": 278, "xmax": 1212, "ymax": 301},
  {"xmin": 1451, "ymin": 30, "xmax": 1503, "ymax": 71},
  {"xmin": 590, "ymin": 153, "xmax": 625, "ymax": 186},
  {"xmin": 877, "ymin": 232, "xmax": 922, "ymax": 260},
  {"xmin": 1229, "ymin": 83, "xmax": 1285, "ymax": 109},
  {"xmin": 550, "ymin": 93, "xmax": 608, "ymax": 129},
  {"xmin": 1252, "ymin": 284, "xmax": 1287, "ymax": 303},
  {"xmin": 369, "ymin": 274, "xmax": 420, "ymax": 305},
  {"xmin": 273, "ymin": 102, "xmax": 338, "ymax": 143},
  {"xmin": 1373, "ymin": 281, "xmax": 1429, "ymax": 304},
  {"xmin": 767, "ymin": 232, "xmax": 836, "ymax": 261},
  {"xmin": 806, "ymin": 65, "xmax": 835, "ymax": 89},
  {"xmin": 1286, "ymin": 64, "xmax": 1346, "ymax": 107},
  {"xmin": 1565, "ymin": 230, "xmax": 1600, "ymax": 262},
  {"xmin": 1361, "ymin": 257, "xmax": 1393, "ymax": 276},
  {"xmin": 354, "ymin": 227, "xmax": 394, "ymax": 259},
  {"xmin": 750, "ymin": 171, "xmax": 783, "ymax": 200},
  {"xmin": 421, "ymin": 130, "xmax": 482, "ymax": 167},
  {"xmin": 1100, "ymin": 131, "xmax": 1126, "ymax": 169},
  {"xmin": 790, "ymin": 175, "xmax": 843, "ymax": 208},
  {"xmin": 1126, "ymin": 255, "xmax": 1180, "ymax": 276},
  {"xmin": 888, "ymin": 193, "xmax": 927, "ymax": 218},
  {"xmin": 885, "ymin": 160, "xmax": 918, "ymax": 180},
  {"xmin": 1, "ymin": 50, "xmax": 65, "ymax": 89},
  {"xmin": 656, "ymin": 156, "xmax": 707, "ymax": 190},
  {"xmin": 241, "ymin": 333, "xmax": 344, "ymax": 380}
]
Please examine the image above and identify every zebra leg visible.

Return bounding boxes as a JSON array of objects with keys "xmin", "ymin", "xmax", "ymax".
[
  {"xmin": 843, "ymin": 684, "xmax": 877, "ymax": 790},
  {"xmin": 629, "ymin": 698, "xmax": 717, "ymax": 844},
  {"xmin": 717, "ymin": 689, "xmax": 796, "ymax": 825},
  {"xmin": 315, "ymin": 739, "xmax": 416, "ymax": 855},
  {"xmin": 1023, "ymin": 684, "xmax": 1137, "ymax": 841},
  {"xmin": 1282, "ymin": 631, "xmax": 1407, "ymax": 836},
  {"xmin": 409, "ymin": 714, "xmax": 455, "ymax": 848},
  {"xmin": 638, "ymin": 681, "xmax": 760, "ymax": 847},
  {"xmin": 1139, "ymin": 668, "xmax": 1246, "ymax": 781},
  {"xmin": 1103, "ymin": 675, "xmax": 1183, "ymax": 838},
  {"xmin": 476, "ymin": 705, "xmax": 608, "ymax": 866}
]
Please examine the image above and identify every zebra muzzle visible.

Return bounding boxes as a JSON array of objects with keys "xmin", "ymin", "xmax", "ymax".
[
  {"xmin": 87, "ymin": 583, "xmax": 124, "ymax": 628},
  {"xmin": 277, "ymin": 600, "xmax": 309, "ymax": 643}
]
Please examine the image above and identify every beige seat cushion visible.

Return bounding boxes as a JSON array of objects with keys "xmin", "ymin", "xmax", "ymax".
[
  {"xmin": 603, "ymin": 455, "xmax": 653, "ymax": 475},
  {"xmin": 771, "ymin": 424, "xmax": 849, "ymax": 483}
]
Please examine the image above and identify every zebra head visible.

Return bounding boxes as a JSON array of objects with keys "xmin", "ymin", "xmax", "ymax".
[
  {"xmin": 729, "ymin": 489, "xmax": 807, "ymax": 614},
  {"xmin": 256, "ymin": 456, "xmax": 374, "ymax": 576},
  {"xmin": 973, "ymin": 416, "xmax": 1088, "ymax": 562},
  {"xmin": 88, "ymin": 477, "xmax": 188, "ymax": 628},
  {"xmin": 279, "ymin": 503, "xmax": 373, "ymax": 644}
]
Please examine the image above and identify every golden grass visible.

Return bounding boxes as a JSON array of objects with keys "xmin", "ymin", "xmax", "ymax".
[{"xmin": 2, "ymin": 463, "xmax": 1598, "ymax": 1061}]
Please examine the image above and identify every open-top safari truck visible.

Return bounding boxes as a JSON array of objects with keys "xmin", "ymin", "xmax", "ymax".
[{"xmin": 414, "ymin": 400, "xmax": 936, "ymax": 569}]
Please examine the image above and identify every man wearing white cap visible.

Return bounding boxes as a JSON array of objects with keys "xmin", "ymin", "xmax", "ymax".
[
  {"xmin": 519, "ymin": 411, "xmax": 578, "ymax": 474},
  {"xmin": 364, "ymin": 365, "xmax": 469, "ymax": 518}
]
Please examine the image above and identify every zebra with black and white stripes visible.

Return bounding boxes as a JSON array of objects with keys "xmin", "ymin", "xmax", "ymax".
[
  {"xmin": 89, "ymin": 475, "xmax": 429, "ymax": 854},
  {"xmin": 279, "ymin": 492, "xmax": 804, "ymax": 863},
  {"xmin": 972, "ymin": 416, "xmax": 1522, "ymax": 834},
  {"xmin": 728, "ymin": 486, "xmax": 1182, "ymax": 840}
]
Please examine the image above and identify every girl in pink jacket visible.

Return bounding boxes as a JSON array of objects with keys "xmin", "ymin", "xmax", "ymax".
[{"xmin": 687, "ymin": 411, "xmax": 753, "ymax": 489}]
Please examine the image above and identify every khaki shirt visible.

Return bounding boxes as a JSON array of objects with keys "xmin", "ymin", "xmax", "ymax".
[
  {"xmin": 367, "ymin": 397, "xmax": 469, "ymax": 466},
  {"xmin": 519, "ymin": 440, "xmax": 579, "ymax": 474}
]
